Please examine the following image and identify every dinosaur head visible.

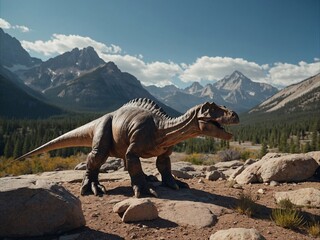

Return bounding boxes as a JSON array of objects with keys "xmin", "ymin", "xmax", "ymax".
[{"xmin": 197, "ymin": 102, "xmax": 239, "ymax": 140}]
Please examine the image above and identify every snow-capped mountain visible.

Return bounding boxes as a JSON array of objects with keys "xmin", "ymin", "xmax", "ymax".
[
  {"xmin": 17, "ymin": 46, "xmax": 105, "ymax": 91},
  {"xmin": 145, "ymin": 71, "xmax": 278, "ymax": 113},
  {"xmin": 250, "ymin": 73, "xmax": 320, "ymax": 113}
]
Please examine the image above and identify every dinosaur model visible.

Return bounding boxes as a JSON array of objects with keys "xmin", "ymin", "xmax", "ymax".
[{"xmin": 17, "ymin": 98, "xmax": 239, "ymax": 197}]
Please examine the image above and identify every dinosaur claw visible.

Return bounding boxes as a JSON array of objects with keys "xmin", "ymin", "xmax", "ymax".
[
  {"xmin": 149, "ymin": 188, "xmax": 158, "ymax": 198},
  {"xmin": 133, "ymin": 185, "xmax": 141, "ymax": 198}
]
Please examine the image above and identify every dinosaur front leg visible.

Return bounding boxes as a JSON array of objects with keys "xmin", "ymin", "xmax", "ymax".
[
  {"xmin": 156, "ymin": 154, "xmax": 189, "ymax": 189},
  {"xmin": 126, "ymin": 151, "xmax": 157, "ymax": 198}
]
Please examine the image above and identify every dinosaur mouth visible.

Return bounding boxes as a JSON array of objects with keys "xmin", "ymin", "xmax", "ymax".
[{"xmin": 210, "ymin": 120, "xmax": 225, "ymax": 130}]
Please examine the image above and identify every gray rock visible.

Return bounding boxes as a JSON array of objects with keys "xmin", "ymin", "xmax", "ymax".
[
  {"xmin": 0, "ymin": 179, "xmax": 85, "ymax": 237},
  {"xmin": 113, "ymin": 198, "xmax": 158, "ymax": 222},
  {"xmin": 274, "ymin": 188, "xmax": 320, "ymax": 207},
  {"xmin": 171, "ymin": 169, "xmax": 193, "ymax": 179},
  {"xmin": 306, "ymin": 151, "xmax": 320, "ymax": 165},
  {"xmin": 171, "ymin": 161, "xmax": 196, "ymax": 172},
  {"xmin": 210, "ymin": 228, "xmax": 266, "ymax": 240},
  {"xmin": 244, "ymin": 158, "xmax": 257, "ymax": 166},
  {"xmin": 159, "ymin": 201, "xmax": 218, "ymax": 228},
  {"xmin": 74, "ymin": 161, "xmax": 86, "ymax": 170},
  {"xmin": 235, "ymin": 153, "xmax": 318, "ymax": 184},
  {"xmin": 206, "ymin": 170, "xmax": 225, "ymax": 181},
  {"xmin": 228, "ymin": 165, "xmax": 245, "ymax": 180},
  {"xmin": 202, "ymin": 165, "xmax": 217, "ymax": 172},
  {"xmin": 100, "ymin": 158, "xmax": 123, "ymax": 172},
  {"xmin": 214, "ymin": 160, "xmax": 243, "ymax": 170}
]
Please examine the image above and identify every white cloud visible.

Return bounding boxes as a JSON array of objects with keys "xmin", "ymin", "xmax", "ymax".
[
  {"xmin": 0, "ymin": 18, "xmax": 30, "ymax": 32},
  {"xmin": 268, "ymin": 61, "xmax": 320, "ymax": 87},
  {"xmin": 180, "ymin": 56, "xmax": 267, "ymax": 83},
  {"xmin": 21, "ymin": 34, "xmax": 121, "ymax": 56},
  {"xmin": 0, "ymin": 18, "xmax": 11, "ymax": 29},
  {"xmin": 100, "ymin": 53, "xmax": 182, "ymax": 86}
]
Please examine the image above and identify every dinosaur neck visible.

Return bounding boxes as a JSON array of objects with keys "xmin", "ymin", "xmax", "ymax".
[{"xmin": 159, "ymin": 107, "xmax": 201, "ymax": 147}]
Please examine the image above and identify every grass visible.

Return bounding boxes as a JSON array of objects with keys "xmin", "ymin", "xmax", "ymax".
[
  {"xmin": 271, "ymin": 208, "xmax": 305, "ymax": 229},
  {"xmin": 234, "ymin": 193, "xmax": 257, "ymax": 217},
  {"xmin": 0, "ymin": 154, "xmax": 85, "ymax": 177},
  {"xmin": 277, "ymin": 198, "xmax": 297, "ymax": 210},
  {"xmin": 307, "ymin": 221, "xmax": 320, "ymax": 237}
]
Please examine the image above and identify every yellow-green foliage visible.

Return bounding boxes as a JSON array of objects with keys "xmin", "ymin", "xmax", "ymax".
[
  {"xmin": 277, "ymin": 198, "xmax": 297, "ymax": 209},
  {"xmin": 271, "ymin": 208, "xmax": 304, "ymax": 229},
  {"xmin": 234, "ymin": 193, "xmax": 257, "ymax": 217},
  {"xmin": 183, "ymin": 153, "xmax": 205, "ymax": 165},
  {"xmin": 0, "ymin": 154, "xmax": 83, "ymax": 177},
  {"xmin": 307, "ymin": 221, "xmax": 320, "ymax": 237}
]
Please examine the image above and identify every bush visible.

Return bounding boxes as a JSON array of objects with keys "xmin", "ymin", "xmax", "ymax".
[
  {"xmin": 307, "ymin": 221, "xmax": 320, "ymax": 237},
  {"xmin": 218, "ymin": 149, "xmax": 240, "ymax": 162}
]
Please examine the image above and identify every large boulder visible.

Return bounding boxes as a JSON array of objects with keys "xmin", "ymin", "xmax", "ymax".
[
  {"xmin": 210, "ymin": 228, "xmax": 266, "ymax": 240},
  {"xmin": 235, "ymin": 153, "xmax": 318, "ymax": 184},
  {"xmin": 274, "ymin": 188, "xmax": 320, "ymax": 208},
  {"xmin": 0, "ymin": 179, "xmax": 85, "ymax": 237}
]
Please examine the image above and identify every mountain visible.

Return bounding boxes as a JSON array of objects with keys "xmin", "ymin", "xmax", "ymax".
[
  {"xmin": 18, "ymin": 46, "xmax": 105, "ymax": 91},
  {"xmin": 0, "ymin": 67, "xmax": 64, "ymax": 118},
  {"xmin": 213, "ymin": 71, "xmax": 278, "ymax": 111},
  {"xmin": 0, "ymin": 28, "xmax": 42, "ymax": 69},
  {"xmin": 145, "ymin": 71, "xmax": 278, "ymax": 113},
  {"xmin": 250, "ymin": 73, "xmax": 320, "ymax": 114},
  {"xmin": 44, "ymin": 62, "xmax": 180, "ymax": 115}
]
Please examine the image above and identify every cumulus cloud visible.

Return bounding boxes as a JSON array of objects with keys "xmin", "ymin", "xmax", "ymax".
[
  {"xmin": 21, "ymin": 34, "xmax": 121, "ymax": 56},
  {"xmin": 0, "ymin": 18, "xmax": 30, "ymax": 32},
  {"xmin": 100, "ymin": 53, "xmax": 182, "ymax": 86},
  {"xmin": 268, "ymin": 61, "xmax": 320, "ymax": 87},
  {"xmin": 180, "ymin": 56, "xmax": 268, "ymax": 83}
]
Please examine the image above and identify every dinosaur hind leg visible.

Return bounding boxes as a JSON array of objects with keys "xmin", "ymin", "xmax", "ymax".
[
  {"xmin": 156, "ymin": 154, "xmax": 189, "ymax": 190},
  {"xmin": 81, "ymin": 116, "xmax": 112, "ymax": 196}
]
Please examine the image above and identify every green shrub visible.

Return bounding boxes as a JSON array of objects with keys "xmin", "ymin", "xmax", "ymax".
[
  {"xmin": 234, "ymin": 193, "xmax": 257, "ymax": 217},
  {"xmin": 271, "ymin": 208, "xmax": 304, "ymax": 229}
]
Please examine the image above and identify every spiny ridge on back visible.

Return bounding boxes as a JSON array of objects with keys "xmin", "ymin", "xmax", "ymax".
[{"xmin": 123, "ymin": 98, "xmax": 171, "ymax": 119}]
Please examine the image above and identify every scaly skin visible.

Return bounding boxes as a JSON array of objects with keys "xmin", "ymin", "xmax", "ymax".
[{"xmin": 16, "ymin": 98, "xmax": 239, "ymax": 197}]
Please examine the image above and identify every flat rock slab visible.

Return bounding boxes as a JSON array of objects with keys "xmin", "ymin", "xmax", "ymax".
[
  {"xmin": 274, "ymin": 188, "xmax": 320, "ymax": 207},
  {"xmin": 158, "ymin": 200, "xmax": 218, "ymax": 228},
  {"xmin": 210, "ymin": 228, "xmax": 266, "ymax": 240},
  {"xmin": 0, "ymin": 179, "xmax": 85, "ymax": 237}
]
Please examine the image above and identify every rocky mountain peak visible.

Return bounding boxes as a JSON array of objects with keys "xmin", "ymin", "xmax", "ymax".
[{"xmin": 185, "ymin": 82, "xmax": 204, "ymax": 94}]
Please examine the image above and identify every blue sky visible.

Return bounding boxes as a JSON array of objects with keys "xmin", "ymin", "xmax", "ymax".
[{"xmin": 0, "ymin": 0, "xmax": 319, "ymax": 88}]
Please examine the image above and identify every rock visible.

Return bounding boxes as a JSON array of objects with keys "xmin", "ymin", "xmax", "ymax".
[
  {"xmin": 171, "ymin": 169, "xmax": 193, "ymax": 179},
  {"xmin": 270, "ymin": 180, "xmax": 279, "ymax": 187},
  {"xmin": 171, "ymin": 161, "xmax": 196, "ymax": 172},
  {"xmin": 235, "ymin": 153, "xmax": 318, "ymax": 184},
  {"xmin": 113, "ymin": 198, "xmax": 158, "ymax": 222},
  {"xmin": 228, "ymin": 166, "xmax": 245, "ymax": 180},
  {"xmin": 100, "ymin": 158, "xmax": 123, "ymax": 172},
  {"xmin": 0, "ymin": 179, "xmax": 85, "ymax": 237},
  {"xmin": 306, "ymin": 151, "xmax": 320, "ymax": 165},
  {"xmin": 244, "ymin": 158, "xmax": 257, "ymax": 166},
  {"xmin": 210, "ymin": 228, "xmax": 266, "ymax": 240},
  {"xmin": 274, "ymin": 188, "xmax": 320, "ymax": 207},
  {"xmin": 202, "ymin": 165, "xmax": 217, "ymax": 171},
  {"xmin": 74, "ymin": 161, "xmax": 86, "ymax": 170},
  {"xmin": 214, "ymin": 160, "xmax": 243, "ymax": 170},
  {"xmin": 257, "ymin": 188, "xmax": 266, "ymax": 194},
  {"xmin": 159, "ymin": 201, "xmax": 218, "ymax": 228},
  {"xmin": 206, "ymin": 170, "xmax": 225, "ymax": 181}
]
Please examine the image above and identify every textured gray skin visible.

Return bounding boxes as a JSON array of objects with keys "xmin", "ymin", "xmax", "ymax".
[{"xmin": 17, "ymin": 98, "xmax": 239, "ymax": 197}]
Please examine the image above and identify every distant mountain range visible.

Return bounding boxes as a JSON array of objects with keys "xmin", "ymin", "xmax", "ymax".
[
  {"xmin": 145, "ymin": 71, "xmax": 278, "ymax": 113},
  {"xmin": 1, "ymin": 28, "xmax": 318, "ymax": 120},
  {"xmin": 250, "ymin": 73, "xmax": 320, "ymax": 114}
]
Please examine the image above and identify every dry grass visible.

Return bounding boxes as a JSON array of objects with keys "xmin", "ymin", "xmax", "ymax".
[
  {"xmin": 307, "ymin": 221, "xmax": 320, "ymax": 237},
  {"xmin": 271, "ymin": 208, "xmax": 305, "ymax": 229},
  {"xmin": 234, "ymin": 193, "xmax": 257, "ymax": 217},
  {"xmin": 0, "ymin": 154, "xmax": 84, "ymax": 177}
]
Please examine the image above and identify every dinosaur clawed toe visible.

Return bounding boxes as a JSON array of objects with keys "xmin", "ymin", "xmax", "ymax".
[
  {"xmin": 80, "ymin": 173, "xmax": 107, "ymax": 196},
  {"xmin": 162, "ymin": 174, "xmax": 189, "ymax": 190}
]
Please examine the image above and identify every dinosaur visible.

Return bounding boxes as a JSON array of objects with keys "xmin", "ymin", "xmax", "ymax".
[{"xmin": 17, "ymin": 98, "xmax": 239, "ymax": 197}]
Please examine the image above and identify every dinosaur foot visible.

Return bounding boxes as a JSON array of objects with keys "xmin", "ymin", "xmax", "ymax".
[
  {"xmin": 144, "ymin": 174, "xmax": 159, "ymax": 183},
  {"xmin": 132, "ymin": 175, "xmax": 158, "ymax": 198},
  {"xmin": 80, "ymin": 171, "xmax": 107, "ymax": 196},
  {"xmin": 162, "ymin": 174, "xmax": 189, "ymax": 190}
]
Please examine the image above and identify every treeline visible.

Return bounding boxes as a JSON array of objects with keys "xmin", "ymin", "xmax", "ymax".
[
  {"xmin": 231, "ymin": 112, "xmax": 320, "ymax": 153},
  {"xmin": 0, "ymin": 114, "xmax": 99, "ymax": 159}
]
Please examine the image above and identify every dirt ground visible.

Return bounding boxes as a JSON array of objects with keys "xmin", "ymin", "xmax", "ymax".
[{"xmin": 58, "ymin": 177, "xmax": 320, "ymax": 240}]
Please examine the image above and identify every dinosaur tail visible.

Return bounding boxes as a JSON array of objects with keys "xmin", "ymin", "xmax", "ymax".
[{"xmin": 15, "ymin": 119, "xmax": 98, "ymax": 161}]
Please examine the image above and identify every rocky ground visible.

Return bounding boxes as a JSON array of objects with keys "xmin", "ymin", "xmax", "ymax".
[{"xmin": 1, "ymin": 152, "xmax": 320, "ymax": 240}]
